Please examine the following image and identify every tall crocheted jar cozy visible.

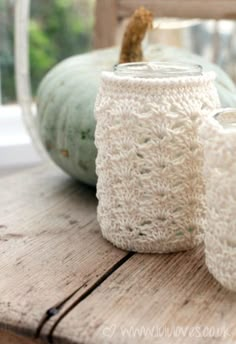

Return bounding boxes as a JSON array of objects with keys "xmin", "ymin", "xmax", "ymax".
[
  {"xmin": 200, "ymin": 109, "xmax": 236, "ymax": 291},
  {"xmin": 95, "ymin": 62, "xmax": 220, "ymax": 253}
]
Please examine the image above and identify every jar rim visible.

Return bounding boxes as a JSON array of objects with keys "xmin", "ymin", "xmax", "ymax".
[
  {"xmin": 114, "ymin": 62, "xmax": 203, "ymax": 78},
  {"xmin": 214, "ymin": 108, "xmax": 236, "ymax": 131}
]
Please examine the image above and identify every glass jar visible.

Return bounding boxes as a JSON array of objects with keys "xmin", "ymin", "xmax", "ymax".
[
  {"xmin": 201, "ymin": 108, "xmax": 236, "ymax": 291},
  {"xmin": 95, "ymin": 61, "xmax": 220, "ymax": 253},
  {"xmin": 114, "ymin": 61, "xmax": 202, "ymax": 78}
]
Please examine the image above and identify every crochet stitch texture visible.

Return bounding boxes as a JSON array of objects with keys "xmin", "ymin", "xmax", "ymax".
[
  {"xmin": 95, "ymin": 71, "xmax": 220, "ymax": 253},
  {"xmin": 200, "ymin": 114, "xmax": 236, "ymax": 291}
]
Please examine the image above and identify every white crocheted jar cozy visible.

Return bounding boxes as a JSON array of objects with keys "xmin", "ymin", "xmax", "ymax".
[
  {"xmin": 95, "ymin": 71, "xmax": 220, "ymax": 253},
  {"xmin": 200, "ymin": 114, "xmax": 236, "ymax": 291}
]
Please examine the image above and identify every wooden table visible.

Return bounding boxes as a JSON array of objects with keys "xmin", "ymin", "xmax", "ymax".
[{"xmin": 0, "ymin": 164, "xmax": 236, "ymax": 344}]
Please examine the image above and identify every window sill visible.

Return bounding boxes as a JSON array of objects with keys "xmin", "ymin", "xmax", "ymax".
[{"xmin": 0, "ymin": 105, "xmax": 41, "ymax": 174}]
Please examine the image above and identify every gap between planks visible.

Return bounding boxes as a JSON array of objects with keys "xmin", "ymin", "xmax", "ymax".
[
  {"xmin": 51, "ymin": 246, "xmax": 236, "ymax": 344},
  {"xmin": 35, "ymin": 252, "xmax": 134, "ymax": 342},
  {"xmin": 0, "ymin": 164, "xmax": 128, "ymax": 343}
]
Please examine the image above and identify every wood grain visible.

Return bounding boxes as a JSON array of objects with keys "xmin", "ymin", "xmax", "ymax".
[
  {"xmin": 0, "ymin": 164, "xmax": 127, "ymax": 341},
  {"xmin": 53, "ymin": 246, "xmax": 236, "ymax": 343},
  {"xmin": 2, "ymin": 164, "xmax": 235, "ymax": 343}
]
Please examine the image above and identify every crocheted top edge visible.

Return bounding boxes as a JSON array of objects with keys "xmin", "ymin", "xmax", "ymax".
[{"xmin": 101, "ymin": 71, "xmax": 216, "ymax": 89}]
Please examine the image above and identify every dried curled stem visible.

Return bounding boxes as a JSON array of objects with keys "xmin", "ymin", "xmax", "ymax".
[{"xmin": 119, "ymin": 7, "xmax": 153, "ymax": 64}]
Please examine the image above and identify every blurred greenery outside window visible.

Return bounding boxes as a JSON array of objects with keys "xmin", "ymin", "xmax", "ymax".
[
  {"xmin": 0, "ymin": 0, "xmax": 95, "ymax": 104},
  {"xmin": 1, "ymin": 0, "xmax": 236, "ymax": 105}
]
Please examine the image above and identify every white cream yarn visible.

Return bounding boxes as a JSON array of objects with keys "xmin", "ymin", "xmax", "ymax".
[
  {"xmin": 200, "ymin": 114, "xmax": 236, "ymax": 291},
  {"xmin": 95, "ymin": 71, "xmax": 220, "ymax": 253}
]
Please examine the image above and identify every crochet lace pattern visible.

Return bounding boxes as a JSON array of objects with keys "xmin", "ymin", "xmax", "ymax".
[
  {"xmin": 95, "ymin": 71, "xmax": 220, "ymax": 253},
  {"xmin": 200, "ymin": 115, "xmax": 236, "ymax": 291}
]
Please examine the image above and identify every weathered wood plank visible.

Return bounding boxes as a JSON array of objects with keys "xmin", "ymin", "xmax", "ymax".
[
  {"xmin": 0, "ymin": 164, "xmax": 127, "ymax": 341},
  {"xmin": 118, "ymin": 0, "xmax": 236, "ymax": 20},
  {"xmin": 53, "ymin": 246, "xmax": 236, "ymax": 343},
  {"xmin": 0, "ymin": 330, "xmax": 40, "ymax": 344}
]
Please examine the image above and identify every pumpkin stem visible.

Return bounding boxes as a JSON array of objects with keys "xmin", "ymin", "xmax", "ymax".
[{"xmin": 119, "ymin": 7, "xmax": 153, "ymax": 64}]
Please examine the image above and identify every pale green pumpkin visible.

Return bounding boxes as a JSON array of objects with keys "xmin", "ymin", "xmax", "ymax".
[{"xmin": 37, "ymin": 44, "xmax": 236, "ymax": 186}]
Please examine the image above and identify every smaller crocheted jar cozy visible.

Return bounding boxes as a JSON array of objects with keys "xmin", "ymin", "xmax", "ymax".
[
  {"xmin": 200, "ymin": 110, "xmax": 236, "ymax": 291},
  {"xmin": 95, "ymin": 69, "xmax": 220, "ymax": 253}
]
